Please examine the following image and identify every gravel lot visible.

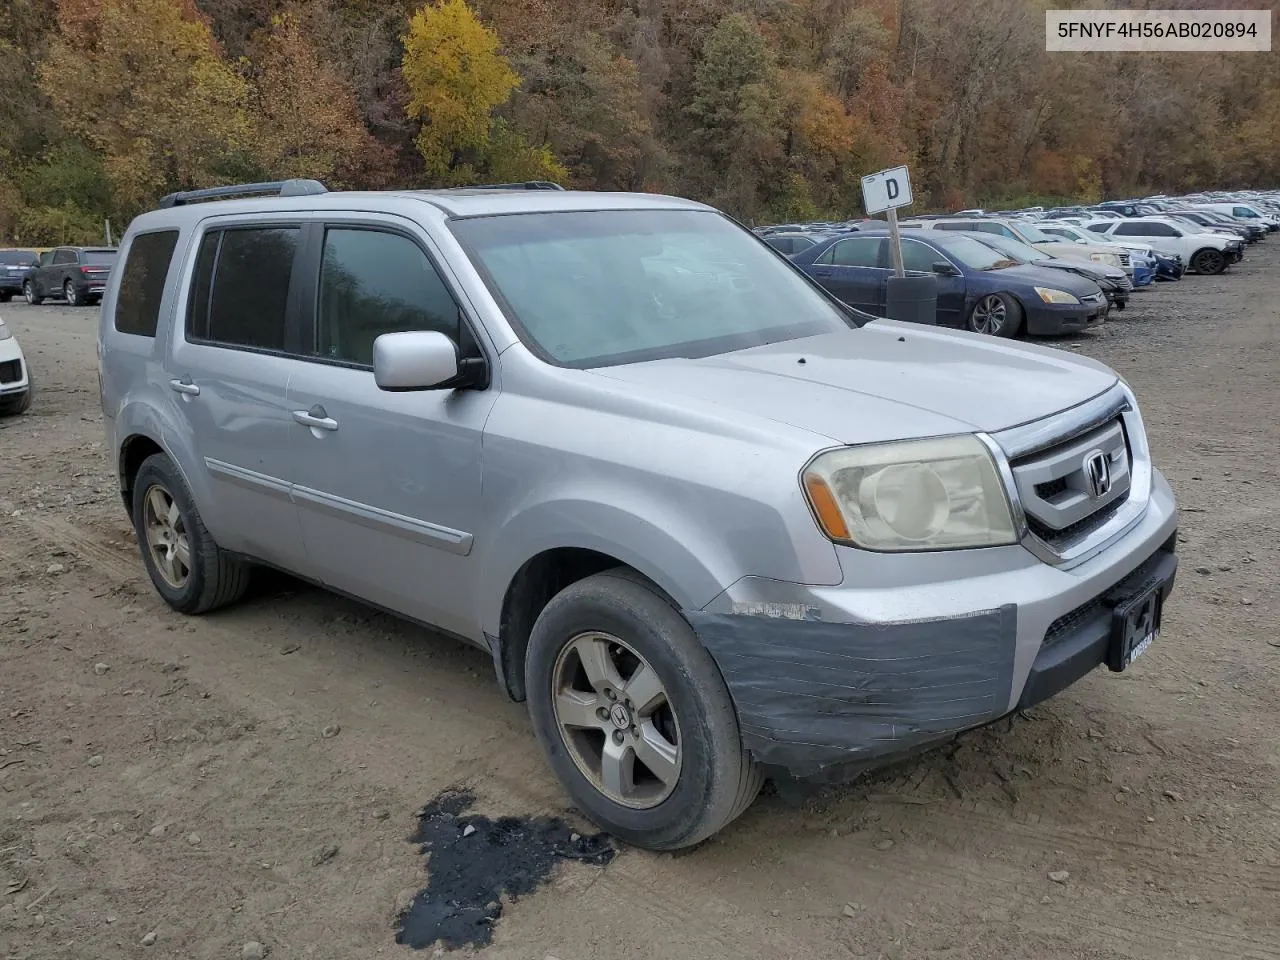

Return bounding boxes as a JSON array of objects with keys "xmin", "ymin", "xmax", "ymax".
[{"xmin": 1, "ymin": 247, "xmax": 1278, "ymax": 960}]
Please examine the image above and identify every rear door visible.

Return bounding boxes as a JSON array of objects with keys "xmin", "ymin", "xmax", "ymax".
[
  {"xmin": 283, "ymin": 216, "xmax": 498, "ymax": 640},
  {"xmin": 807, "ymin": 237, "xmax": 886, "ymax": 314},
  {"xmin": 899, "ymin": 238, "xmax": 964, "ymax": 328},
  {"xmin": 47, "ymin": 248, "xmax": 75, "ymax": 295},
  {"xmin": 166, "ymin": 218, "xmax": 310, "ymax": 569}
]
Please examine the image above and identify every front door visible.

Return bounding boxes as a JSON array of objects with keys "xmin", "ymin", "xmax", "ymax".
[
  {"xmin": 166, "ymin": 220, "xmax": 309, "ymax": 570},
  {"xmin": 284, "ymin": 218, "xmax": 498, "ymax": 641},
  {"xmin": 899, "ymin": 238, "xmax": 965, "ymax": 328}
]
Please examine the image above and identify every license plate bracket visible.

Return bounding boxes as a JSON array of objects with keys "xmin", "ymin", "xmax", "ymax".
[{"xmin": 1106, "ymin": 580, "xmax": 1166, "ymax": 672}]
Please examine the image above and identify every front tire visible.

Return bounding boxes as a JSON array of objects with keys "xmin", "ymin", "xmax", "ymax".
[
  {"xmin": 23, "ymin": 281, "xmax": 41, "ymax": 305},
  {"xmin": 525, "ymin": 569, "xmax": 761, "ymax": 851},
  {"xmin": 1191, "ymin": 248, "xmax": 1226, "ymax": 275},
  {"xmin": 130, "ymin": 453, "xmax": 250, "ymax": 614},
  {"xmin": 967, "ymin": 292, "xmax": 1023, "ymax": 337}
]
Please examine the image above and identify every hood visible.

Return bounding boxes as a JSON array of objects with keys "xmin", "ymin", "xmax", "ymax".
[
  {"xmin": 588, "ymin": 323, "xmax": 1118, "ymax": 445},
  {"xmin": 1031, "ymin": 240, "xmax": 1124, "ymax": 264},
  {"xmin": 1030, "ymin": 258, "xmax": 1124, "ymax": 281},
  {"xmin": 991, "ymin": 262, "xmax": 1103, "ymax": 296}
]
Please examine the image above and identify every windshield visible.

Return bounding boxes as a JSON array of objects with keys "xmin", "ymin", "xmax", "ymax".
[
  {"xmin": 84, "ymin": 251, "xmax": 117, "ymax": 265},
  {"xmin": 967, "ymin": 233, "xmax": 1042, "ymax": 263},
  {"xmin": 0, "ymin": 251, "xmax": 38, "ymax": 266},
  {"xmin": 449, "ymin": 210, "xmax": 855, "ymax": 368},
  {"xmin": 1008, "ymin": 222, "xmax": 1058, "ymax": 244},
  {"xmin": 930, "ymin": 235, "xmax": 1017, "ymax": 270}
]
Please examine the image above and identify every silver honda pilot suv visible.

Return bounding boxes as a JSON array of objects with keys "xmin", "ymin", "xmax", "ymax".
[{"xmin": 98, "ymin": 180, "xmax": 1179, "ymax": 850}]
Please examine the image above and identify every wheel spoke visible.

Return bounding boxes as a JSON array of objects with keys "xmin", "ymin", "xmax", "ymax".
[
  {"xmin": 167, "ymin": 499, "xmax": 181, "ymax": 529},
  {"xmin": 600, "ymin": 736, "xmax": 636, "ymax": 798},
  {"xmin": 571, "ymin": 635, "xmax": 624, "ymax": 694},
  {"xmin": 634, "ymin": 721, "xmax": 680, "ymax": 785},
  {"xmin": 621, "ymin": 664, "xmax": 666, "ymax": 717},
  {"xmin": 556, "ymin": 689, "xmax": 603, "ymax": 730},
  {"xmin": 158, "ymin": 547, "xmax": 179, "ymax": 582},
  {"xmin": 145, "ymin": 522, "xmax": 167, "ymax": 549},
  {"xmin": 173, "ymin": 536, "xmax": 191, "ymax": 573},
  {"xmin": 146, "ymin": 487, "xmax": 169, "ymax": 525}
]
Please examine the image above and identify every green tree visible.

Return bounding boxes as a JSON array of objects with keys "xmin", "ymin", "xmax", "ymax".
[{"xmin": 39, "ymin": 0, "xmax": 254, "ymax": 215}]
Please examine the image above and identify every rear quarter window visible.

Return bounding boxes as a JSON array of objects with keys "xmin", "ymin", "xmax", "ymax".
[{"xmin": 114, "ymin": 231, "xmax": 180, "ymax": 337}]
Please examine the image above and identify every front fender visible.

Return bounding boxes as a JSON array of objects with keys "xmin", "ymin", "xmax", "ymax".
[{"xmin": 478, "ymin": 494, "xmax": 743, "ymax": 640}]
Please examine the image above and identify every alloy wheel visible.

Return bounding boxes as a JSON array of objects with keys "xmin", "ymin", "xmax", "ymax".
[
  {"xmin": 970, "ymin": 295, "xmax": 1006, "ymax": 335},
  {"xmin": 551, "ymin": 631, "xmax": 683, "ymax": 809},
  {"xmin": 142, "ymin": 484, "xmax": 192, "ymax": 589},
  {"xmin": 1194, "ymin": 250, "xmax": 1225, "ymax": 274},
  {"xmin": 23, "ymin": 282, "xmax": 35, "ymax": 305},
  {"xmin": 64, "ymin": 281, "xmax": 79, "ymax": 306}
]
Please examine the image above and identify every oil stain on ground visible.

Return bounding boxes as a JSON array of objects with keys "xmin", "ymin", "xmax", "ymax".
[{"xmin": 395, "ymin": 788, "xmax": 617, "ymax": 950}]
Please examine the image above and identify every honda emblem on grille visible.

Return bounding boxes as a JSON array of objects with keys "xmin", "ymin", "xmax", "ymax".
[{"xmin": 1084, "ymin": 450, "xmax": 1112, "ymax": 499}]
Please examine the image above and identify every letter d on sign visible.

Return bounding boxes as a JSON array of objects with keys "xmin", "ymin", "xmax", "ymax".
[{"xmin": 886, "ymin": 178, "xmax": 899, "ymax": 200}]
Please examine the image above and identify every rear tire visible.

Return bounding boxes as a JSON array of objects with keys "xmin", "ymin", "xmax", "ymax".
[
  {"xmin": 64, "ymin": 280, "xmax": 82, "ymax": 306},
  {"xmin": 131, "ymin": 453, "xmax": 250, "ymax": 614},
  {"xmin": 23, "ymin": 281, "xmax": 41, "ymax": 306},
  {"xmin": 525, "ymin": 569, "xmax": 761, "ymax": 851}
]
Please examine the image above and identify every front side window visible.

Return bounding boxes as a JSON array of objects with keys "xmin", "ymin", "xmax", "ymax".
[
  {"xmin": 314, "ymin": 228, "xmax": 461, "ymax": 366},
  {"xmin": 188, "ymin": 226, "xmax": 299, "ymax": 352},
  {"xmin": 114, "ymin": 231, "xmax": 179, "ymax": 337},
  {"xmin": 450, "ymin": 209, "xmax": 854, "ymax": 368},
  {"xmin": 900, "ymin": 239, "xmax": 943, "ymax": 272}
]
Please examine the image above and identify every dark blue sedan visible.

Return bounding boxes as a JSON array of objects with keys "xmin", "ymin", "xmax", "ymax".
[{"xmin": 788, "ymin": 230, "xmax": 1109, "ymax": 337}]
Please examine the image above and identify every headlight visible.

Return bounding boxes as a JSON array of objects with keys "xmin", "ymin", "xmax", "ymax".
[
  {"xmin": 0, "ymin": 319, "xmax": 11, "ymax": 341},
  {"xmin": 801, "ymin": 435, "xmax": 1019, "ymax": 551},
  {"xmin": 1034, "ymin": 286, "xmax": 1080, "ymax": 304},
  {"xmin": 1089, "ymin": 253, "xmax": 1122, "ymax": 267}
]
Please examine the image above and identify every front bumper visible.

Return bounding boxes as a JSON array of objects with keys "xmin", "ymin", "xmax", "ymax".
[
  {"xmin": 687, "ymin": 469, "xmax": 1179, "ymax": 781},
  {"xmin": 1024, "ymin": 296, "xmax": 1108, "ymax": 335}
]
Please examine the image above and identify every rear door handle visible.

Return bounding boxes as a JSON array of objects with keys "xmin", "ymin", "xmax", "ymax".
[
  {"xmin": 292, "ymin": 405, "xmax": 338, "ymax": 432},
  {"xmin": 169, "ymin": 378, "xmax": 200, "ymax": 397}
]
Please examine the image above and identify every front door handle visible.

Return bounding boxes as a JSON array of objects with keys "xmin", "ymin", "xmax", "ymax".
[
  {"xmin": 169, "ymin": 378, "xmax": 200, "ymax": 397},
  {"xmin": 292, "ymin": 405, "xmax": 338, "ymax": 432}
]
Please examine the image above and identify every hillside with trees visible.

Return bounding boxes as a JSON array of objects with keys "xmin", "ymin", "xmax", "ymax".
[{"xmin": 2, "ymin": 0, "xmax": 1278, "ymax": 242}]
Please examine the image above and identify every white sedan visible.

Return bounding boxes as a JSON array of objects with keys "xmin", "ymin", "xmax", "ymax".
[{"xmin": 0, "ymin": 315, "xmax": 31, "ymax": 415}]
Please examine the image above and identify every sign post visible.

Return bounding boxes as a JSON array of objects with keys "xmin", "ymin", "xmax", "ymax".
[{"xmin": 860, "ymin": 165, "xmax": 937, "ymax": 326}]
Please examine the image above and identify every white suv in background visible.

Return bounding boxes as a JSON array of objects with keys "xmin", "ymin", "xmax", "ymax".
[{"xmin": 1083, "ymin": 218, "xmax": 1237, "ymax": 274}]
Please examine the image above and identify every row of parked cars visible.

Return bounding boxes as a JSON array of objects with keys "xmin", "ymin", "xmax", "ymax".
[
  {"xmin": 0, "ymin": 245, "xmax": 118, "ymax": 306},
  {"xmin": 757, "ymin": 190, "xmax": 1279, "ymax": 337}
]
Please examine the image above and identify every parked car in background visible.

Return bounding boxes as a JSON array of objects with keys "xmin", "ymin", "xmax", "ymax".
[
  {"xmin": 964, "ymin": 231, "xmax": 1130, "ymax": 311},
  {"xmin": 1152, "ymin": 251, "xmax": 1185, "ymax": 281},
  {"xmin": 97, "ymin": 179, "xmax": 1180, "ymax": 850},
  {"xmin": 0, "ymin": 313, "xmax": 31, "ymax": 415},
  {"xmin": 23, "ymin": 246, "xmax": 118, "ymax": 306},
  {"xmin": 1036, "ymin": 222, "xmax": 1158, "ymax": 284},
  {"xmin": 790, "ymin": 229, "xmax": 1108, "ymax": 336},
  {"xmin": 761, "ymin": 232, "xmax": 829, "ymax": 256},
  {"xmin": 1173, "ymin": 209, "xmax": 1266, "ymax": 242},
  {"xmin": 902, "ymin": 216, "xmax": 1134, "ymax": 276},
  {"xmin": 0, "ymin": 249, "xmax": 40, "ymax": 302},
  {"xmin": 1083, "ymin": 218, "xmax": 1236, "ymax": 274},
  {"xmin": 1196, "ymin": 202, "xmax": 1278, "ymax": 232}
]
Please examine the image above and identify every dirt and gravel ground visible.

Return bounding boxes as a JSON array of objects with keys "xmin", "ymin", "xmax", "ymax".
[{"xmin": 2, "ymin": 247, "xmax": 1279, "ymax": 960}]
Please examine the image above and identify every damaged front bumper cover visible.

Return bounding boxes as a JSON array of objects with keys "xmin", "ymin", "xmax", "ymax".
[{"xmin": 686, "ymin": 525, "xmax": 1178, "ymax": 784}]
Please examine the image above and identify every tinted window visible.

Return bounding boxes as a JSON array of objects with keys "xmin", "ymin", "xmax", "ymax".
[
  {"xmin": 900, "ymin": 239, "xmax": 942, "ymax": 272},
  {"xmin": 315, "ymin": 228, "xmax": 461, "ymax": 366},
  {"xmin": 53, "ymin": 249, "xmax": 76, "ymax": 265},
  {"xmin": 932, "ymin": 221, "xmax": 970, "ymax": 231},
  {"xmin": 1113, "ymin": 223, "xmax": 1148, "ymax": 236},
  {"xmin": 450, "ymin": 210, "xmax": 854, "ymax": 368},
  {"xmin": 84, "ymin": 251, "xmax": 117, "ymax": 265},
  {"xmin": 0, "ymin": 251, "xmax": 37, "ymax": 266},
  {"xmin": 828, "ymin": 237, "xmax": 882, "ymax": 267},
  {"xmin": 189, "ymin": 227, "xmax": 298, "ymax": 352},
  {"xmin": 114, "ymin": 231, "xmax": 179, "ymax": 337},
  {"xmin": 39, "ymin": 251, "xmax": 54, "ymax": 266}
]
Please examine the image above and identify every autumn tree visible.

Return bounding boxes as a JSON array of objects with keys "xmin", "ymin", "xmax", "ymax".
[
  {"xmin": 39, "ymin": 0, "xmax": 254, "ymax": 215},
  {"xmin": 401, "ymin": 0, "xmax": 563, "ymax": 184},
  {"xmin": 245, "ymin": 10, "xmax": 391, "ymax": 187}
]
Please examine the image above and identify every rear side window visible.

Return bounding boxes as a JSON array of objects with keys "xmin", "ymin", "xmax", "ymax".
[
  {"xmin": 114, "ymin": 231, "xmax": 179, "ymax": 337},
  {"xmin": 187, "ymin": 227, "xmax": 299, "ymax": 352},
  {"xmin": 823, "ymin": 237, "xmax": 882, "ymax": 267},
  {"xmin": 314, "ymin": 228, "xmax": 461, "ymax": 366}
]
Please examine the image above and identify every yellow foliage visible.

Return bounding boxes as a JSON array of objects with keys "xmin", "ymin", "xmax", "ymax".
[{"xmin": 402, "ymin": 0, "xmax": 521, "ymax": 178}]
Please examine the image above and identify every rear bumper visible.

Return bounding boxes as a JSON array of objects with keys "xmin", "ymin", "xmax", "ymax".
[
  {"xmin": 0, "ymin": 277, "xmax": 25, "ymax": 294},
  {"xmin": 687, "ymin": 472, "xmax": 1179, "ymax": 781}
]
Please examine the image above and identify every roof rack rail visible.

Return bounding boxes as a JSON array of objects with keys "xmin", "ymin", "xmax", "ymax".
[
  {"xmin": 157, "ymin": 178, "xmax": 328, "ymax": 209},
  {"xmin": 459, "ymin": 181, "xmax": 566, "ymax": 191}
]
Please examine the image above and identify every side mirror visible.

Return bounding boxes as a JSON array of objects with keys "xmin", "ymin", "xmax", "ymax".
[
  {"xmin": 373, "ymin": 330, "xmax": 460, "ymax": 391},
  {"xmin": 932, "ymin": 260, "xmax": 959, "ymax": 276}
]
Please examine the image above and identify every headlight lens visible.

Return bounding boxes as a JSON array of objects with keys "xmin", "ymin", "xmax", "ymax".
[
  {"xmin": 801, "ymin": 435, "xmax": 1019, "ymax": 551},
  {"xmin": 1089, "ymin": 253, "xmax": 1122, "ymax": 267},
  {"xmin": 1034, "ymin": 286, "xmax": 1080, "ymax": 304},
  {"xmin": 0, "ymin": 319, "xmax": 11, "ymax": 341}
]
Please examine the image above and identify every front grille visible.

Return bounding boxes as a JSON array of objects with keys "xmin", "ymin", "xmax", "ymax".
[
  {"xmin": 1009, "ymin": 415, "xmax": 1132, "ymax": 549},
  {"xmin": 0, "ymin": 359, "xmax": 21, "ymax": 384},
  {"xmin": 1118, "ymin": 253, "xmax": 1131, "ymax": 267}
]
